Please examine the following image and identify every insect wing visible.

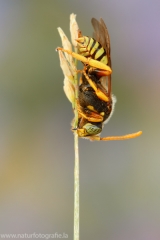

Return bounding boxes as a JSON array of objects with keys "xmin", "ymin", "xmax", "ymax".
[
  {"xmin": 91, "ymin": 18, "xmax": 112, "ymax": 98},
  {"xmin": 91, "ymin": 18, "xmax": 111, "ymax": 68}
]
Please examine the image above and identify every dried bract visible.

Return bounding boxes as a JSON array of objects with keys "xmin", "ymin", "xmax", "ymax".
[
  {"xmin": 58, "ymin": 50, "xmax": 74, "ymax": 82},
  {"xmin": 63, "ymin": 76, "xmax": 75, "ymax": 104},
  {"xmin": 57, "ymin": 27, "xmax": 73, "ymax": 64},
  {"xmin": 70, "ymin": 13, "xmax": 79, "ymax": 47}
]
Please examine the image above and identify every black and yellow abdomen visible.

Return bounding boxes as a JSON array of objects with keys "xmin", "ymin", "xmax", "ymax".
[{"xmin": 76, "ymin": 36, "xmax": 108, "ymax": 65}]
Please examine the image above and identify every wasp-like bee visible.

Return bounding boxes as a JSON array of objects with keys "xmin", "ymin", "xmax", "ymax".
[
  {"xmin": 76, "ymin": 18, "xmax": 116, "ymax": 140},
  {"xmin": 57, "ymin": 18, "xmax": 142, "ymax": 141}
]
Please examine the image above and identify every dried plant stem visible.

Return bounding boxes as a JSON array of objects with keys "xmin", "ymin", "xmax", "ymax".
[
  {"xmin": 73, "ymin": 56, "xmax": 79, "ymax": 240},
  {"xmin": 74, "ymin": 131, "xmax": 79, "ymax": 240}
]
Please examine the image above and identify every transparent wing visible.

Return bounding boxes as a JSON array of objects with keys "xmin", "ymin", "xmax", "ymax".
[
  {"xmin": 91, "ymin": 18, "xmax": 112, "ymax": 98},
  {"xmin": 91, "ymin": 18, "xmax": 111, "ymax": 68}
]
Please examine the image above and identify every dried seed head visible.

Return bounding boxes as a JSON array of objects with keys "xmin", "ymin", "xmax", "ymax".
[
  {"xmin": 57, "ymin": 14, "xmax": 79, "ymax": 106},
  {"xmin": 63, "ymin": 76, "xmax": 75, "ymax": 104},
  {"xmin": 70, "ymin": 13, "xmax": 79, "ymax": 47}
]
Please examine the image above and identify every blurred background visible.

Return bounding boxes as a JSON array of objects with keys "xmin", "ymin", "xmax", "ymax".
[{"xmin": 0, "ymin": 0, "xmax": 160, "ymax": 239}]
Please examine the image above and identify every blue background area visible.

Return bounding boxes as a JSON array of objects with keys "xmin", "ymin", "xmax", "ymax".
[{"xmin": 0, "ymin": 0, "xmax": 160, "ymax": 239}]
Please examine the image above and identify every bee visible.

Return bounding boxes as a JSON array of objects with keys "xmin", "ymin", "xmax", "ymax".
[
  {"xmin": 57, "ymin": 18, "xmax": 142, "ymax": 141},
  {"xmin": 74, "ymin": 18, "xmax": 115, "ymax": 140}
]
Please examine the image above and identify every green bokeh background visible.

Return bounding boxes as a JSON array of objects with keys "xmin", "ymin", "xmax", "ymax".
[{"xmin": 0, "ymin": 0, "xmax": 160, "ymax": 239}]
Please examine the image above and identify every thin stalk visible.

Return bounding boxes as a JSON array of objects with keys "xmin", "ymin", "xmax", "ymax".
[
  {"xmin": 73, "ymin": 56, "xmax": 79, "ymax": 240},
  {"xmin": 74, "ymin": 132, "xmax": 79, "ymax": 240}
]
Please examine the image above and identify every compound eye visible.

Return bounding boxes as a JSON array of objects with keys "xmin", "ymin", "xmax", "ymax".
[{"xmin": 83, "ymin": 123, "xmax": 101, "ymax": 135}]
